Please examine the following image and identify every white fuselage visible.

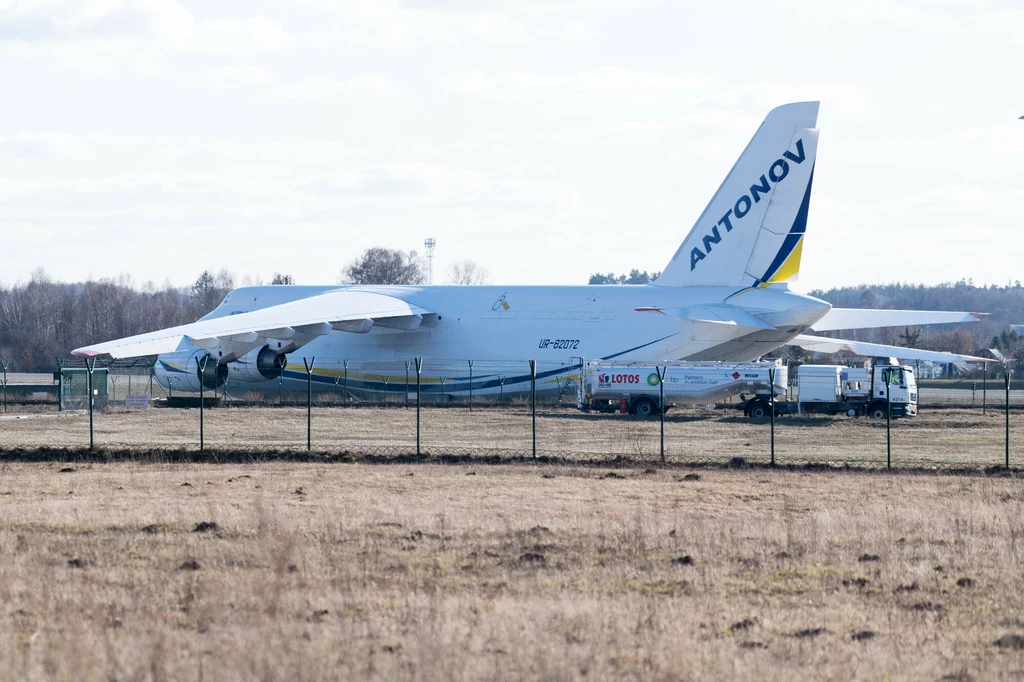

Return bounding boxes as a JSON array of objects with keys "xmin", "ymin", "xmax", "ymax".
[{"xmin": 155, "ymin": 283, "xmax": 831, "ymax": 394}]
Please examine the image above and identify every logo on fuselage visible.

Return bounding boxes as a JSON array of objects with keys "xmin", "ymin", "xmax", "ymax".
[{"xmin": 690, "ymin": 138, "xmax": 808, "ymax": 271}]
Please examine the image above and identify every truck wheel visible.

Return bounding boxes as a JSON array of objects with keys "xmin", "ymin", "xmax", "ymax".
[
  {"xmin": 747, "ymin": 400, "xmax": 769, "ymax": 419},
  {"xmin": 867, "ymin": 401, "xmax": 888, "ymax": 419},
  {"xmin": 631, "ymin": 396, "xmax": 658, "ymax": 417}
]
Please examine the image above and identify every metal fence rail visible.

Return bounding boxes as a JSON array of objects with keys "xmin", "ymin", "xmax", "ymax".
[{"xmin": 0, "ymin": 358, "xmax": 1018, "ymax": 471}]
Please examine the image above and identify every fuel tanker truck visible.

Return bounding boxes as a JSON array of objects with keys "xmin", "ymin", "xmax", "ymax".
[{"xmin": 580, "ymin": 358, "xmax": 916, "ymax": 419}]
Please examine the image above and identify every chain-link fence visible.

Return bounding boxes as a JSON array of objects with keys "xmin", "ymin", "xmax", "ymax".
[{"xmin": 0, "ymin": 358, "xmax": 1020, "ymax": 470}]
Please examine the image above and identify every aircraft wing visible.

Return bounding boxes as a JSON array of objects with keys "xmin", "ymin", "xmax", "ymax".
[
  {"xmin": 72, "ymin": 289, "xmax": 431, "ymax": 359},
  {"xmin": 789, "ymin": 334, "xmax": 995, "ymax": 364},
  {"xmin": 811, "ymin": 308, "xmax": 984, "ymax": 332}
]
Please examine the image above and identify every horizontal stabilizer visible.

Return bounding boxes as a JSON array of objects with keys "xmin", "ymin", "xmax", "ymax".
[
  {"xmin": 812, "ymin": 308, "xmax": 984, "ymax": 332},
  {"xmin": 789, "ymin": 334, "xmax": 995, "ymax": 364},
  {"xmin": 639, "ymin": 305, "xmax": 776, "ymax": 330},
  {"xmin": 73, "ymin": 289, "xmax": 432, "ymax": 359}
]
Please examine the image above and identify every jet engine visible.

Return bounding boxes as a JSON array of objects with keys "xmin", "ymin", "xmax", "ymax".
[
  {"xmin": 154, "ymin": 350, "xmax": 228, "ymax": 392},
  {"xmin": 226, "ymin": 345, "xmax": 288, "ymax": 383}
]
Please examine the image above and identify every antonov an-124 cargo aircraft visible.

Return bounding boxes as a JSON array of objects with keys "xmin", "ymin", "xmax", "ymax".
[{"xmin": 74, "ymin": 102, "xmax": 986, "ymax": 394}]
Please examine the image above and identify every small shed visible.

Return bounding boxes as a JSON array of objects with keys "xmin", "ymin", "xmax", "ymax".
[{"xmin": 59, "ymin": 367, "xmax": 109, "ymax": 411}]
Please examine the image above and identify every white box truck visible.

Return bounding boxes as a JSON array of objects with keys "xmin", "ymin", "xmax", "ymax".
[{"xmin": 736, "ymin": 359, "xmax": 917, "ymax": 419}]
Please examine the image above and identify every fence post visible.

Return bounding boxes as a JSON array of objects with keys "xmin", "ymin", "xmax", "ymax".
[
  {"xmin": 468, "ymin": 360, "xmax": 474, "ymax": 411},
  {"xmin": 0, "ymin": 359, "xmax": 11, "ymax": 414},
  {"xmin": 530, "ymin": 360, "xmax": 537, "ymax": 460},
  {"xmin": 383, "ymin": 376, "xmax": 389, "ymax": 405},
  {"xmin": 303, "ymin": 357, "xmax": 315, "ymax": 451},
  {"xmin": 1006, "ymin": 371, "xmax": 1011, "ymax": 470},
  {"xmin": 499, "ymin": 377, "xmax": 505, "ymax": 404},
  {"xmin": 769, "ymin": 367, "xmax": 776, "ymax": 468},
  {"xmin": 1, "ymin": 359, "xmax": 8, "ymax": 414},
  {"xmin": 86, "ymin": 357, "xmax": 95, "ymax": 451},
  {"xmin": 658, "ymin": 366, "xmax": 667, "ymax": 464},
  {"xmin": 196, "ymin": 354, "xmax": 207, "ymax": 451},
  {"xmin": 983, "ymin": 363, "xmax": 988, "ymax": 415},
  {"xmin": 343, "ymin": 359, "xmax": 349, "ymax": 405},
  {"xmin": 886, "ymin": 370, "xmax": 892, "ymax": 471},
  {"xmin": 415, "ymin": 358, "xmax": 422, "ymax": 455},
  {"xmin": 56, "ymin": 357, "xmax": 65, "ymax": 412},
  {"xmin": 405, "ymin": 361, "xmax": 411, "ymax": 409}
]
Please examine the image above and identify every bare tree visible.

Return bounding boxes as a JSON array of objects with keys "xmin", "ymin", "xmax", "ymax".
[
  {"xmin": 447, "ymin": 260, "xmax": 491, "ymax": 285},
  {"xmin": 271, "ymin": 273, "xmax": 295, "ymax": 285},
  {"xmin": 0, "ymin": 273, "xmax": 201, "ymax": 371},
  {"xmin": 189, "ymin": 270, "xmax": 234, "ymax": 316},
  {"xmin": 588, "ymin": 269, "xmax": 661, "ymax": 285},
  {"xmin": 341, "ymin": 247, "xmax": 425, "ymax": 285}
]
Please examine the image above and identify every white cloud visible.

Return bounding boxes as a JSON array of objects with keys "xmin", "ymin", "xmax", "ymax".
[
  {"xmin": 273, "ymin": 75, "xmax": 398, "ymax": 99},
  {"xmin": 769, "ymin": 0, "xmax": 1024, "ymax": 35},
  {"xmin": 697, "ymin": 83, "xmax": 874, "ymax": 117},
  {"xmin": 0, "ymin": 132, "xmax": 96, "ymax": 160},
  {"xmin": 906, "ymin": 185, "xmax": 1024, "ymax": 208},
  {"xmin": 190, "ymin": 16, "xmax": 295, "ymax": 54},
  {"xmin": 0, "ymin": 4, "xmax": 296, "ymax": 75},
  {"xmin": 191, "ymin": 64, "xmax": 278, "ymax": 89},
  {"xmin": 0, "ymin": 0, "xmax": 196, "ymax": 42},
  {"xmin": 904, "ymin": 124, "xmax": 1024, "ymax": 158},
  {"xmin": 303, "ymin": 1, "xmax": 602, "ymax": 50},
  {"xmin": 1, "ymin": 0, "xmax": 1021, "ymax": 288},
  {"xmin": 458, "ymin": 67, "xmax": 707, "ymax": 94}
]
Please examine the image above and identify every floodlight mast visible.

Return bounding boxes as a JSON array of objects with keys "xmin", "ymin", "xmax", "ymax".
[{"xmin": 424, "ymin": 237, "xmax": 436, "ymax": 285}]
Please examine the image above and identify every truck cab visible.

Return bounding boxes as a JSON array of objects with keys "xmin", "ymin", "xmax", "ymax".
[
  {"xmin": 873, "ymin": 362, "xmax": 916, "ymax": 417},
  {"xmin": 841, "ymin": 359, "xmax": 917, "ymax": 418}
]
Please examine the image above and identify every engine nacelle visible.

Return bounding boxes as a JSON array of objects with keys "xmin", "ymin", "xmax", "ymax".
[
  {"xmin": 155, "ymin": 350, "xmax": 228, "ymax": 393},
  {"xmin": 226, "ymin": 345, "xmax": 288, "ymax": 383}
]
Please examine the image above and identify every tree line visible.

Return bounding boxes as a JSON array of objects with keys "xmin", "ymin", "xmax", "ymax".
[
  {"xmin": 588, "ymin": 270, "xmax": 661, "ymax": 285},
  {"xmin": 2, "ymin": 253, "xmax": 1020, "ymax": 372},
  {"xmin": 0, "ymin": 248, "xmax": 490, "ymax": 371},
  {"xmin": 808, "ymin": 281, "xmax": 1024, "ymax": 372},
  {"xmin": 0, "ymin": 269, "xmax": 232, "ymax": 373}
]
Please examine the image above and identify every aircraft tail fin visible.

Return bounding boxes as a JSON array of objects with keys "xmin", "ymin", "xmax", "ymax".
[{"xmin": 654, "ymin": 101, "xmax": 819, "ymax": 288}]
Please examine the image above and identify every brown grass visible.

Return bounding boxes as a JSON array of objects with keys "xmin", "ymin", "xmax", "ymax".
[
  {"xmin": 1, "ymin": 462, "xmax": 1024, "ymax": 680},
  {"xmin": 2, "ymin": 404, "xmax": 1021, "ymax": 469}
]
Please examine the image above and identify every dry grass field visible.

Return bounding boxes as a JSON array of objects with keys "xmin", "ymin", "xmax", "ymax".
[
  {"xmin": 1, "ymin": 403, "xmax": 1021, "ymax": 469},
  {"xmin": 1, "ymin": 462, "xmax": 1024, "ymax": 681}
]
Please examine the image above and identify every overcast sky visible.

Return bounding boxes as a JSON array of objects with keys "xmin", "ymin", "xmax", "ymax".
[{"xmin": 2, "ymin": 0, "xmax": 1022, "ymax": 292}]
